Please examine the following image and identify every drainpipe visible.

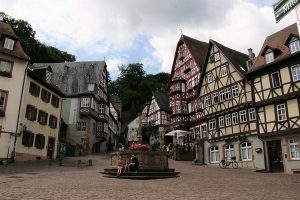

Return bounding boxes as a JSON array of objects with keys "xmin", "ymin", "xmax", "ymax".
[{"xmin": 9, "ymin": 62, "xmax": 30, "ymax": 163}]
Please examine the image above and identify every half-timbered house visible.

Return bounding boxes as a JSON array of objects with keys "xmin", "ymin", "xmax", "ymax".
[
  {"xmin": 248, "ymin": 23, "xmax": 300, "ymax": 173},
  {"xmin": 198, "ymin": 40, "xmax": 265, "ymax": 169}
]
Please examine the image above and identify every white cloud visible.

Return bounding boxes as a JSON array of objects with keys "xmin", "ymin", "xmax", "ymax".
[{"xmin": 1, "ymin": 0, "xmax": 296, "ymax": 79}]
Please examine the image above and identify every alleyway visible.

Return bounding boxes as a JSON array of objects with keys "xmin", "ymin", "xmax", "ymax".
[{"xmin": 0, "ymin": 154, "xmax": 299, "ymax": 200}]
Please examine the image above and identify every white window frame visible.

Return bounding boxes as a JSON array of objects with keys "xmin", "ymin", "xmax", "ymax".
[
  {"xmin": 289, "ymin": 39, "xmax": 300, "ymax": 54},
  {"xmin": 212, "ymin": 92, "xmax": 218, "ymax": 104},
  {"xmin": 265, "ymin": 51, "xmax": 274, "ymax": 64},
  {"xmin": 248, "ymin": 108, "xmax": 256, "ymax": 121},
  {"xmin": 225, "ymin": 87, "xmax": 232, "ymax": 100},
  {"xmin": 176, "ymin": 102, "xmax": 181, "ymax": 113},
  {"xmin": 4, "ymin": 38, "xmax": 15, "ymax": 50},
  {"xmin": 81, "ymin": 97, "xmax": 90, "ymax": 107},
  {"xmin": 214, "ymin": 52, "xmax": 220, "ymax": 62},
  {"xmin": 232, "ymin": 85, "xmax": 239, "ymax": 98},
  {"xmin": 239, "ymin": 110, "xmax": 247, "ymax": 123},
  {"xmin": 276, "ymin": 103, "xmax": 287, "ymax": 122},
  {"xmin": 220, "ymin": 65, "xmax": 228, "ymax": 77},
  {"xmin": 209, "ymin": 118, "xmax": 216, "ymax": 130},
  {"xmin": 225, "ymin": 114, "xmax": 231, "ymax": 126},
  {"xmin": 219, "ymin": 90, "xmax": 225, "ymax": 102},
  {"xmin": 289, "ymin": 139, "xmax": 300, "ymax": 160},
  {"xmin": 207, "ymin": 73, "xmax": 214, "ymax": 83},
  {"xmin": 205, "ymin": 95, "xmax": 211, "ymax": 107},
  {"xmin": 175, "ymin": 83, "xmax": 180, "ymax": 91},
  {"xmin": 77, "ymin": 122, "xmax": 87, "ymax": 131},
  {"xmin": 96, "ymin": 122, "xmax": 103, "ymax": 132},
  {"xmin": 291, "ymin": 64, "xmax": 300, "ymax": 82},
  {"xmin": 0, "ymin": 60, "xmax": 12, "ymax": 74},
  {"xmin": 241, "ymin": 142, "xmax": 252, "ymax": 161},
  {"xmin": 224, "ymin": 144, "xmax": 235, "ymax": 161},
  {"xmin": 232, "ymin": 112, "xmax": 239, "ymax": 125},
  {"xmin": 210, "ymin": 146, "xmax": 220, "ymax": 163},
  {"xmin": 271, "ymin": 72, "xmax": 281, "ymax": 88},
  {"xmin": 182, "ymin": 103, "xmax": 188, "ymax": 114},
  {"xmin": 219, "ymin": 116, "xmax": 224, "ymax": 127}
]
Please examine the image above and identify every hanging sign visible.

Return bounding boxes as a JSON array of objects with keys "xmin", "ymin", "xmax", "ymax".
[{"xmin": 274, "ymin": 0, "xmax": 300, "ymax": 22}]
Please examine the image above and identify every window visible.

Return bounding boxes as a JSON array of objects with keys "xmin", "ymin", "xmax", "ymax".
[
  {"xmin": 176, "ymin": 102, "xmax": 181, "ymax": 113},
  {"xmin": 224, "ymin": 87, "xmax": 232, "ymax": 100},
  {"xmin": 289, "ymin": 139, "xmax": 299, "ymax": 159},
  {"xmin": 175, "ymin": 83, "xmax": 180, "ymax": 91},
  {"xmin": 81, "ymin": 97, "xmax": 90, "ymax": 107},
  {"xmin": 88, "ymin": 83, "xmax": 95, "ymax": 91},
  {"xmin": 0, "ymin": 59, "xmax": 13, "ymax": 77},
  {"xmin": 35, "ymin": 134, "xmax": 45, "ymax": 149},
  {"xmin": 232, "ymin": 112, "xmax": 239, "ymax": 125},
  {"xmin": 207, "ymin": 73, "xmax": 214, "ymax": 83},
  {"xmin": 77, "ymin": 122, "xmax": 87, "ymax": 131},
  {"xmin": 96, "ymin": 122, "xmax": 103, "ymax": 131},
  {"xmin": 265, "ymin": 51, "xmax": 274, "ymax": 64},
  {"xmin": 271, "ymin": 72, "xmax": 281, "ymax": 88},
  {"xmin": 219, "ymin": 90, "xmax": 225, "ymax": 102},
  {"xmin": 4, "ymin": 38, "xmax": 15, "ymax": 50},
  {"xmin": 212, "ymin": 92, "xmax": 219, "ymax": 104},
  {"xmin": 25, "ymin": 105, "xmax": 37, "ymax": 121},
  {"xmin": 289, "ymin": 38, "xmax": 300, "ymax": 53},
  {"xmin": 232, "ymin": 85, "xmax": 239, "ymax": 97},
  {"xmin": 248, "ymin": 108, "xmax": 256, "ymax": 121},
  {"xmin": 201, "ymin": 124, "xmax": 207, "ymax": 139},
  {"xmin": 41, "ymin": 89, "xmax": 51, "ymax": 103},
  {"xmin": 0, "ymin": 90, "xmax": 8, "ymax": 116},
  {"xmin": 241, "ymin": 142, "xmax": 252, "ymax": 161},
  {"xmin": 182, "ymin": 103, "xmax": 188, "ymax": 114},
  {"xmin": 205, "ymin": 95, "xmax": 211, "ymax": 107},
  {"xmin": 225, "ymin": 114, "xmax": 231, "ymax": 126},
  {"xmin": 214, "ymin": 52, "xmax": 220, "ymax": 62},
  {"xmin": 22, "ymin": 131, "xmax": 34, "ymax": 147},
  {"xmin": 276, "ymin": 104, "xmax": 287, "ymax": 122},
  {"xmin": 240, "ymin": 110, "xmax": 247, "ymax": 123},
  {"xmin": 29, "ymin": 82, "xmax": 40, "ymax": 97},
  {"xmin": 291, "ymin": 64, "xmax": 300, "ymax": 82},
  {"xmin": 98, "ymin": 104, "xmax": 105, "ymax": 113},
  {"xmin": 224, "ymin": 144, "xmax": 235, "ymax": 161},
  {"xmin": 220, "ymin": 65, "xmax": 228, "ymax": 77},
  {"xmin": 38, "ymin": 110, "xmax": 48, "ymax": 125},
  {"xmin": 51, "ymin": 95, "xmax": 60, "ymax": 108},
  {"xmin": 209, "ymin": 118, "xmax": 216, "ymax": 130},
  {"xmin": 49, "ymin": 115, "xmax": 58, "ymax": 129},
  {"xmin": 219, "ymin": 116, "xmax": 224, "ymax": 127},
  {"xmin": 210, "ymin": 146, "xmax": 220, "ymax": 163}
]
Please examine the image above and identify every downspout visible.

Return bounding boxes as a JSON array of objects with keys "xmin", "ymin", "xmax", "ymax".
[{"xmin": 9, "ymin": 62, "xmax": 30, "ymax": 163}]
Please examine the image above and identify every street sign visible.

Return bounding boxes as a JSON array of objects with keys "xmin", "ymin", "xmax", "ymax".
[{"xmin": 274, "ymin": 0, "xmax": 300, "ymax": 23}]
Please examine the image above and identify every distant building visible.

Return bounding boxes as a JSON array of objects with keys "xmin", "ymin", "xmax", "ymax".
[
  {"xmin": 33, "ymin": 61, "xmax": 110, "ymax": 154},
  {"xmin": 248, "ymin": 23, "xmax": 300, "ymax": 173},
  {"xmin": 0, "ymin": 21, "xmax": 30, "ymax": 162},
  {"xmin": 16, "ymin": 66, "xmax": 64, "ymax": 161}
]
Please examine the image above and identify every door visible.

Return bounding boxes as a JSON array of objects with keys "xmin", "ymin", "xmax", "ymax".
[
  {"xmin": 267, "ymin": 140, "xmax": 283, "ymax": 172},
  {"xmin": 47, "ymin": 137, "xmax": 55, "ymax": 159}
]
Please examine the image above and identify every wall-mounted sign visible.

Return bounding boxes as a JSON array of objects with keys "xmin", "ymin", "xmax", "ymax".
[{"xmin": 273, "ymin": 0, "xmax": 300, "ymax": 22}]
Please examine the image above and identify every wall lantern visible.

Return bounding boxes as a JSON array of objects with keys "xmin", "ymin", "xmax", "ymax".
[{"xmin": 255, "ymin": 148, "xmax": 262, "ymax": 153}]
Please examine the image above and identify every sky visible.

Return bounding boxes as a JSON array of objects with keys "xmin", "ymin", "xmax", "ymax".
[{"xmin": 1, "ymin": 0, "xmax": 296, "ymax": 80}]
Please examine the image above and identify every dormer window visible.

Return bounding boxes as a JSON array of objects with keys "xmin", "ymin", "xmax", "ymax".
[
  {"xmin": 4, "ymin": 38, "xmax": 15, "ymax": 50},
  {"xmin": 214, "ymin": 52, "xmax": 220, "ymax": 62},
  {"xmin": 265, "ymin": 50, "xmax": 274, "ymax": 64},
  {"xmin": 289, "ymin": 37, "xmax": 300, "ymax": 53}
]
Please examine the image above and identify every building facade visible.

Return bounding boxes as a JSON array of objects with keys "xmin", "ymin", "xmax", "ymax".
[
  {"xmin": 16, "ymin": 66, "xmax": 64, "ymax": 161},
  {"xmin": 0, "ymin": 21, "xmax": 30, "ymax": 162},
  {"xmin": 33, "ymin": 62, "xmax": 109, "ymax": 154},
  {"xmin": 248, "ymin": 23, "xmax": 300, "ymax": 173}
]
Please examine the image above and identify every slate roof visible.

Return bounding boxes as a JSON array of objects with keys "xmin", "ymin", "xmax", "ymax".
[
  {"xmin": 0, "ymin": 21, "xmax": 30, "ymax": 61},
  {"xmin": 212, "ymin": 40, "xmax": 249, "ymax": 75},
  {"xmin": 152, "ymin": 91, "xmax": 170, "ymax": 112},
  {"xmin": 33, "ymin": 61, "xmax": 106, "ymax": 96},
  {"xmin": 249, "ymin": 23, "xmax": 298, "ymax": 73}
]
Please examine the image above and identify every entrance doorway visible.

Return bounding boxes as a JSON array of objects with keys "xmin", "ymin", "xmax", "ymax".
[
  {"xmin": 267, "ymin": 140, "xmax": 283, "ymax": 172},
  {"xmin": 47, "ymin": 137, "xmax": 55, "ymax": 159}
]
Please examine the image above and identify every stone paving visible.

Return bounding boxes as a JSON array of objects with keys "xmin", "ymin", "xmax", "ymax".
[{"xmin": 0, "ymin": 154, "xmax": 299, "ymax": 200}]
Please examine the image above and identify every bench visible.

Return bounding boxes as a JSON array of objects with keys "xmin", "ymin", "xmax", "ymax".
[{"xmin": 77, "ymin": 159, "xmax": 92, "ymax": 168}]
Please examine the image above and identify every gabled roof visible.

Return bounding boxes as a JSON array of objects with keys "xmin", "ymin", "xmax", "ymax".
[
  {"xmin": 33, "ymin": 61, "xmax": 106, "ymax": 96},
  {"xmin": 168, "ymin": 35, "xmax": 209, "ymax": 89},
  {"xmin": 249, "ymin": 23, "xmax": 298, "ymax": 73},
  {"xmin": 152, "ymin": 91, "xmax": 170, "ymax": 112},
  {"xmin": 0, "ymin": 21, "xmax": 30, "ymax": 61},
  {"xmin": 212, "ymin": 40, "xmax": 249, "ymax": 75}
]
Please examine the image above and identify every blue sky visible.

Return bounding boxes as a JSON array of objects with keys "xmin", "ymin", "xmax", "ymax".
[{"xmin": 1, "ymin": 0, "xmax": 296, "ymax": 80}]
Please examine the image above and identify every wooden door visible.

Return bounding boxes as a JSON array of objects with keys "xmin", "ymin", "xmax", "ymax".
[{"xmin": 267, "ymin": 140, "xmax": 283, "ymax": 172}]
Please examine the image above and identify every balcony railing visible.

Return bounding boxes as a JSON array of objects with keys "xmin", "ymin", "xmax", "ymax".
[{"xmin": 79, "ymin": 107, "xmax": 109, "ymax": 122}]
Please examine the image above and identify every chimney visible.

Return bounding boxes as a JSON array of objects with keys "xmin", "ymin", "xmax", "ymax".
[{"xmin": 248, "ymin": 48, "xmax": 255, "ymax": 59}]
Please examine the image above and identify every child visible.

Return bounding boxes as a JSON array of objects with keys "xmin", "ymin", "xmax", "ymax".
[{"xmin": 116, "ymin": 155, "xmax": 124, "ymax": 176}]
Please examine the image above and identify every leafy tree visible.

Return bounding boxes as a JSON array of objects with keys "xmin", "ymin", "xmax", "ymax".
[{"xmin": 0, "ymin": 12, "xmax": 75, "ymax": 63}]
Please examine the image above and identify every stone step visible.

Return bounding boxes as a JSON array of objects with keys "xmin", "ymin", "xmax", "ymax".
[
  {"xmin": 103, "ymin": 168, "xmax": 176, "ymax": 173},
  {"xmin": 103, "ymin": 175, "xmax": 180, "ymax": 180},
  {"xmin": 101, "ymin": 171, "xmax": 180, "ymax": 176}
]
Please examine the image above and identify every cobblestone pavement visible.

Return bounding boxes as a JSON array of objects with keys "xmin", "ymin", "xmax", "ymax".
[{"xmin": 0, "ymin": 154, "xmax": 299, "ymax": 200}]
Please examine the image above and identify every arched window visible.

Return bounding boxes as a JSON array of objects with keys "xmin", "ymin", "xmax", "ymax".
[
  {"xmin": 241, "ymin": 142, "xmax": 252, "ymax": 161},
  {"xmin": 210, "ymin": 146, "xmax": 219, "ymax": 163},
  {"xmin": 224, "ymin": 144, "xmax": 235, "ymax": 161}
]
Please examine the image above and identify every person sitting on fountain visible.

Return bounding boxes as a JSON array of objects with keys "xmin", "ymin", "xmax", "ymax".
[
  {"xmin": 129, "ymin": 154, "xmax": 139, "ymax": 172},
  {"xmin": 123, "ymin": 158, "xmax": 131, "ymax": 173}
]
